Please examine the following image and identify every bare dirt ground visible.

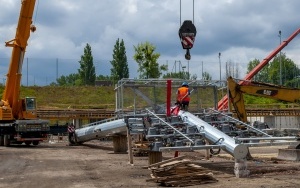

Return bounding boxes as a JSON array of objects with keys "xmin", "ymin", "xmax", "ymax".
[{"xmin": 0, "ymin": 137, "xmax": 300, "ymax": 188}]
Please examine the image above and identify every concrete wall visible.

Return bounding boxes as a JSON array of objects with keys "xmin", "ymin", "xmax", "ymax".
[{"xmin": 248, "ymin": 116, "xmax": 300, "ymax": 130}]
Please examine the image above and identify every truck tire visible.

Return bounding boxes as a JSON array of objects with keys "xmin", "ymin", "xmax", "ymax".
[
  {"xmin": 4, "ymin": 135, "xmax": 10, "ymax": 147},
  {"xmin": 32, "ymin": 141, "xmax": 39, "ymax": 146},
  {"xmin": 25, "ymin": 141, "xmax": 32, "ymax": 146},
  {"xmin": 0, "ymin": 136, "xmax": 3, "ymax": 146}
]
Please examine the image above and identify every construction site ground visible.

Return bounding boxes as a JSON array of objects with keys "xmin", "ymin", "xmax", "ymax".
[{"xmin": 0, "ymin": 137, "xmax": 300, "ymax": 188}]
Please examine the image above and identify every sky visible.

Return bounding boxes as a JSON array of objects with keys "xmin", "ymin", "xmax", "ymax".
[{"xmin": 0, "ymin": 0, "xmax": 300, "ymax": 86}]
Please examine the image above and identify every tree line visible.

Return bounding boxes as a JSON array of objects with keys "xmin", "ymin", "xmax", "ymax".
[
  {"xmin": 247, "ymin": 53, "xmax": 300, "ymax": 88},
  {"xmin": 55, "ymin": 39, "xmax": 167, "ymax": 86},
  {"xmin": 54, "ymin": 39, "xmax": 300, "ymax": 88}
]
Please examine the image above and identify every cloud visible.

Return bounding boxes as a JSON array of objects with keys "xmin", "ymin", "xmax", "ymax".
[{"xmin": 0, "ymin": 0, "xmax": 299, "ymax": 85}]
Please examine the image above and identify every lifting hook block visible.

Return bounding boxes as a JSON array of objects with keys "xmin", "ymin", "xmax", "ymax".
[{"xmin": 179, "ymin": 20, "xmax": 197, "ymax": 60}]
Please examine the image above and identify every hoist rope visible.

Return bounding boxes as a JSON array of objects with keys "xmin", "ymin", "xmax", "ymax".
[
  {"xmin": 33, "ymin": 0, "xmax": 40, "ymax": 24},
  {"xmin": 179, "ymin": 0, "xmax": 195, "ymax": 25},
  {"xmin": 180, "ymin": 0, "xmax": 181, "ymax": 26},
  {"xmin": 193, "ymin": 0, "xmax": 194, "ymax": 23}
]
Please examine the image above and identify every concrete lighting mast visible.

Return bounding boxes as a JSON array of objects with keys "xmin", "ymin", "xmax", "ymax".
[
  {"xmin": 279, "ymin": 30, "xmax": 282, "ymax": 85},
  {"xmin": 219, "ymin": 52, "xmax": 222, "ymax": 86}
]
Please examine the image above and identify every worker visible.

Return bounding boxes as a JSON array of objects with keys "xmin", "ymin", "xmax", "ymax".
[
  {"xmin": 67, "ymin": 122, "xmax": 75, "ymax": 145},
  {"xmin": 176, "ymin": 82, "xmax": 190, "ymax": 111}
]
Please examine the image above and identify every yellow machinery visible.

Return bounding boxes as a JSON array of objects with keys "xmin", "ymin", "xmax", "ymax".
[
  {"xmin": 0, "ymin": 0, "xmax": 49, "ymax": 146},
  {"xmin": 227, "ymin": 76, "xmax": 300, "ymax": 123}
]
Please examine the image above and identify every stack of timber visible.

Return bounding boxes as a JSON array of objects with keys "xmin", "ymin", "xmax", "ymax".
[
  {"xmin": 132, "ymin": 141, "xmax": 149, "ymax": 156},
  {"xmin": 147, "ymin": 156, "xmax": 218, "ymax": 187}
]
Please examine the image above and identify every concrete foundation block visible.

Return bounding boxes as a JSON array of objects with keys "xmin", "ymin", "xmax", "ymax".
[
  {"xmin": 234, "ymin": 159, "xmax": 250, "ymax": 178},
  {"xmin": 113, "ymin": 135, "xmax": 128, "ymax": 153}
]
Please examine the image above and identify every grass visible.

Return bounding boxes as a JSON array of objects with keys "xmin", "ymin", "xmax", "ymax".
[
  {"xmin": 0, "ymin": 86, "xmax": 116, "ymax": 109},
  {"xmin": 0, "ymin": 85, "xmax": 292, "ymax": 110},
  {"xmin": 15, "ymin": 85, "xmax": 216, "ymax": 110}
]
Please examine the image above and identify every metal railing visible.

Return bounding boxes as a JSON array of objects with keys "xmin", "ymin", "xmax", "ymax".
[{"xmin": 37, "ymin": 109, "xmax": 115, "ymax": 120}]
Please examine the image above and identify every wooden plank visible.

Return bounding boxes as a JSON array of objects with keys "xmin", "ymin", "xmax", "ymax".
[
  {"xmin": 159, "ymin": 159, "xmax": 190, "ymax": 168},
  {"xmin": 149, "ymin": 172, "xmax": 218, "ymax": 186},
  {"xmin": 148, "ymin": 158, "xmax": 218, "ymax": 186},
  {"xmin": 148, "ymin": 155, "xmax": 186, "ymax": 168}
]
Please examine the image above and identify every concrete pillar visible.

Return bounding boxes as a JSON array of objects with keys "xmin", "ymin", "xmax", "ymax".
[
  {"xmin": 234, "ymin": 159, "xmax": 249, "ymax": 178},
  {"xmin": 112, "ymin": 135, "xmax": 128, "ymax": 153},
  {"xmin": 73, "ymin": 119, "xmax": 82, "ymax": 129},
  {"xmin": 148, "ymin": 151, "xmax": 162, "ymax": 165}
]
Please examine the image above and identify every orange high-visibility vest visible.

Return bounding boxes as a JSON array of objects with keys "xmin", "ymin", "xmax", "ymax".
[{"xmin": 177, "ymin": 87, "xmax": 190, "ymax": 102}]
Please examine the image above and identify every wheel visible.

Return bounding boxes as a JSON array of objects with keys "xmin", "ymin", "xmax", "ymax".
[
  {"xmin": 0, "ymin": 135, "xmax": 4, "ymax": 146},
  {"xmin": 32, "ymin": 141, "xmax": 39, "ymax": 146},
  {"xmin": 3, "ymin": 135, "xmax": 10, "ymax": 147},
  {"xmin": 25, "ymin": 141, "xmax": 32, "ymax": 146}
]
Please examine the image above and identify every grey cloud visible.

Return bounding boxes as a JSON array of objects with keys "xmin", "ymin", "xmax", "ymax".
[{"xmin": 0, "ymin": 0, "xmax": 299, "ymax": 85}]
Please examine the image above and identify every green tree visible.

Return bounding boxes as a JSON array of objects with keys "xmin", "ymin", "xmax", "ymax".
[
  {"xmin": 246, "ymin": 58, "xmax": 270, "ymax": 82},
  {"xmin": 133, "ymin": 42, "xmax": 167, "ymax": 78},
  {"xmin": 163, "ymin": 71, "xmax": 190, "ymax": 79},
  {"xmin": 97, "ymin": 75, "xmax": 111, "ymax": 81},
  {"xmin": 268, "ymin": 53, "xmax": 300, "ymax": 86},
  {"xmin": 78, "ymin": 43, "xmax": 96, "ymax": 85},
  {"xmin": 246, "ymin": 54, "xmax": 300, "ymax": 87},
  {"xmin": 56, "ymin": 75, "xmax": 67, "ymax": 86},
  {"xmin": 56, "ymin": 73, "xmax": 80, "ymax": 86},
  {"xmin": 202, "ymin": 72, "xmax": 212, "ymax": 80},
  {"xmin": 110, "ymin": 38, "xmax": 129, "ymax": 83}
]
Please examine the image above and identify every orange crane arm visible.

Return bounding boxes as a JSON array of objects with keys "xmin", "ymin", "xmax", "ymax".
[{"xmin": 1, "ymin": 0, "xmax": 36, "ymax": 119}]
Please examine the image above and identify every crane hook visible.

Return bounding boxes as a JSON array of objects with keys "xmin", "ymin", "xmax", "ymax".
[
  {"xmin": 179, "ymin": 20, "xmax": 196, "ymax": 60},
  {"xmin": 185, "ymin": 49, "xmax": 191, "ymax": 60}
]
